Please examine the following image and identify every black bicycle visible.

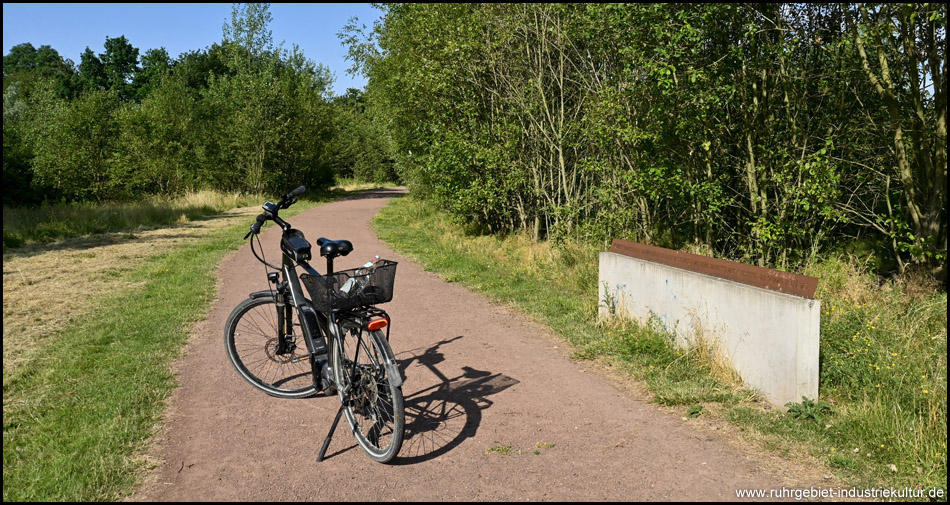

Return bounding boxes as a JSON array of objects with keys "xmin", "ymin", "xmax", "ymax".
[{"xmin": 223, "ymin": 185, "xmax": 405, "ymax": 463}]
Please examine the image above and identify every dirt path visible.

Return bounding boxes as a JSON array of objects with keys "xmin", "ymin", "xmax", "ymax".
[{"xmin": 132, "ymin": 189, "xmax": 816, "ymax": 501}]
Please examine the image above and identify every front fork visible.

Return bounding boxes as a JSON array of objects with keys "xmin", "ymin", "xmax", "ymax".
[{"xmin": 275, "ymin": 292, "xmax": 296, "ymax": 355}]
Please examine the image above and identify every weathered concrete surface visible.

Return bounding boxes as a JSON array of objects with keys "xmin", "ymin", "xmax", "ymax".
[{"xmin": 599, "ymin": 251, "xmax": 820, "ymax": 407}]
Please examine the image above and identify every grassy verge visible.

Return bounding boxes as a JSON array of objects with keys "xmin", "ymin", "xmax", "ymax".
[
  {"xmin": 2, "ymin": 191, "xmax": 270, "ymax": 250},
  {"xmin": 372, "ymin": 196, "xmax": 947, "ymax": 497},
  {"xmin": 0, "ymin": 180, "xmax": 395, "ymax": 250},
  {"xmin": 2, "ymin": 189, "xmax": 341, "ymax": 501}
]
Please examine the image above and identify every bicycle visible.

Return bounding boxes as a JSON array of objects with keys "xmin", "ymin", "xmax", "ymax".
[{"xmin": 223, "ymin": 185, "xmax": 405, "ymax": 463}]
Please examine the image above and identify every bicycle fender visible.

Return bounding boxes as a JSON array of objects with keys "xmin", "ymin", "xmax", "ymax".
[
  {"xmin": 372, "ymin": 332, "xmax": 403, "ymax": 388},
  {"xmin": 386, "ymin": 362, "xmax": 403, "ymax": 388},
  {"xmin": 249, "ymin": 290, "xmax": 275, "ymax": 299}
]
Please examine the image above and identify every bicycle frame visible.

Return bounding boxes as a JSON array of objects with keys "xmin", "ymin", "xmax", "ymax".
[{"xmin": 266, "ymin": 228, "xmax": 394, "ymax": 387}]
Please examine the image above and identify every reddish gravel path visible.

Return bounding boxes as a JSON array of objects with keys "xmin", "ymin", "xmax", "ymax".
[{"xmin": 132, "ymin": 188, "xmax": 818, "ymax": 501}]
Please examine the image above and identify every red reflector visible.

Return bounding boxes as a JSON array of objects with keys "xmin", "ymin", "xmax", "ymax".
[{"xmin": 367, "ymin": 318, "xmax": 389, "ymax": 331}]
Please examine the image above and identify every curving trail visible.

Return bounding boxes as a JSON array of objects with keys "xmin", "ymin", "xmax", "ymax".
[{"xmin": 132, "ymin": 188, "xmax": 813, "ymax": 501}]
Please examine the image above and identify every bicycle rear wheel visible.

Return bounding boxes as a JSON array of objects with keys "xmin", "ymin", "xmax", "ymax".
[
  {"xmin": 224, "ymin": 295, "xmax": 318, "ymax": 398},
  {"xmin": 329, "ymin": 325, "xmax": 405, "ymax": 462}
]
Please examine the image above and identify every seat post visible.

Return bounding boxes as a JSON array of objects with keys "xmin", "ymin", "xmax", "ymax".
[{"xmin": 326, "ymin": 257, "xmax": 334, "ymax": 275}]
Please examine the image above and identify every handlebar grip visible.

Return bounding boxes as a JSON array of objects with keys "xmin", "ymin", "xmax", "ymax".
[
  {"xmin": 244, "ymin": 214, "xmax": 267, "ymax": 239},
  {"xmin": 288, "ymin": 185, "xmax": 306, "ymax": 198}
]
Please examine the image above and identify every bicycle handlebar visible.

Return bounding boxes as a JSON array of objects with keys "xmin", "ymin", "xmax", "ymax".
[
  {"xmin": 243, "ymin": 186, "xmax": 307, "ymax": 239},
  {"xmin": 287, "ymin": 185, "xmax": 306, "ymax": 198}
]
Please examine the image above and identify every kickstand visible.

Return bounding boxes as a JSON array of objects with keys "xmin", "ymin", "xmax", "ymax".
[{"xmin": 317, "ymin": 404, "xmax": 345, "ymax": 462}]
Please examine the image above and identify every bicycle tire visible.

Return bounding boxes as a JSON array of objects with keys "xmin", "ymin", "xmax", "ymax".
[
  {"xmin": 224, "ymin": 295, "xmax": 318, "ymax": 399},
  {"xmin": 329, "ymin": 326, "xmax": 405, "ymax": 463}
]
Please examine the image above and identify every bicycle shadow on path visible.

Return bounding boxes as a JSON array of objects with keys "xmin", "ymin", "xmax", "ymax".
[{"xmin": 393, "ymin": 335, "xmax": 519, "ymax": 465}]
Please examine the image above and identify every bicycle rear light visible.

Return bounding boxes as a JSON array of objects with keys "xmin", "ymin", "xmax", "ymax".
[{"xmin": 367, "ymin": 318, "xmax": 389, "ymax": 331}]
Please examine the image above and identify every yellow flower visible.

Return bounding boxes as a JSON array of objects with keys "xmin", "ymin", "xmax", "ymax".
[{"xmin": 922, "ymin": 390, "xmax": 930, "ymax": 394}]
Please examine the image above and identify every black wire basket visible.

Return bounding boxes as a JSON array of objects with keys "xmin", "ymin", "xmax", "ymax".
[{"xmin": 301, "ymin": 259, "xmax": 397, "ymax": 312}]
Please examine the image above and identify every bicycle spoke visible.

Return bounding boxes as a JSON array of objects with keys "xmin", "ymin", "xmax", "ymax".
[{"xmin": 225, "ymin": 296, "xmax": 316, "ymax": 397}]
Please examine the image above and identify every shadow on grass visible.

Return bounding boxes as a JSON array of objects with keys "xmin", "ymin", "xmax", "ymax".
[
  {"xmin": 1, "ymin": 189, "xmax": 368, "ymax": 257},
  {"xmin": 334, "ymin": 187, "xmax": 408, "ymax": 202},
  {"xmin": 1, "ymin": 211, "xmax": 250, "ymax": 259}
]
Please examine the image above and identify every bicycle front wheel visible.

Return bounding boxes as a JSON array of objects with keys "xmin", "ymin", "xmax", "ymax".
[
  {"xmin": 224, "ymin": 295, "xmax": 318, "ymax": 399},
  {"xmin": 329, "ymin": 326, "xmax": 405, "ymax": 463}
]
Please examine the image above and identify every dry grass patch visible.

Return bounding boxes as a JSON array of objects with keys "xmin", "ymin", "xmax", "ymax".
[{"xmin": 2, "ymin": 205, "xmax": 260, "ymax": 377}]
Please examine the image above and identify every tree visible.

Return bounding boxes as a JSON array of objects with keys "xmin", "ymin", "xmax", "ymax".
[
  {"xmin": 346, "ymin": 3, "xmax": 945, "ymax": 281},
  {"xmin": 173, "ymin": 43, "xmax": 233, "ymax": 91},
  {"xmin": 330, "ymin": 88, "xmax": 396, "ymax": 183},
  {"xmin": 78, "ymin": 47, "xmax": 106, "ymax": 92},
  {"xmin": 222, "ymin": 3, "xmax": 275, "ymax": 70},
  {"xmin": 133, "ymin": 47, "xmax": 172, "ymax": 100},
  {"xmin": 27, "ymin": 83, "xmax": 121, "ymax": 201},
  {"xmin": 100, "ymin": 35, "xmax": 140, "ymax": 100},
  {"xmin": 847, "ymin": 3, "xmax": 946, "ymax": 280},
  {"xmin": 3, "ymin": 42, "xmax": 78, "ymax": 98}
]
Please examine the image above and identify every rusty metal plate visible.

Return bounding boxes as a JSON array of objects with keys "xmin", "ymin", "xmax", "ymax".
[{"xmin": 608, "ymin": 239, "xmax": 818, "ymax": 299}]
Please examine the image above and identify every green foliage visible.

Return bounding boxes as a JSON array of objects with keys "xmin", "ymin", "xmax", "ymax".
[
  {"xmin": 26, "ymin": 85, "xmax": 121, "ymax": 201},
  {"xmin": 1, "ymin": 191, "xmax": 260, "ymax": 249},
  {"xmin": 100, "ymin": 35, "xmax": 139, "ymax": 100},
  {"xmin": 687, "ymin": 404, "xmax": 704, "ymax": 418},
  {"xmin": 133, "ymin": 47, "xmax": 171, "ymax": 100},
  {"xmin": 347, "ymin": 3, "xmax": 947, "ymax": 280},
  {"xmin": 78, "ymin": 47, "xmax": 106, "ymax": 92},
  {"xmin": 3, "ymin": 42, "xmax": 79, "ymax": 99},
  {"xmin": 377, "ymin": 196, "xmax": 947, "ymax": 493},
  {"xmin": 2, "ymin": 193, "xmax": 336, "ymax": 501},
  {"xmin": 330, "ymin": 88, "xmax": 397, "ymax": 183},
  {"xmin": 785, "ymin": 397, "xmax": 834, "ymax": 424},
  {"xmin": 222, "ymin": 2, "xmax": 275, "ymax": 69},
  {"xmin": 2, "ymin": 3, "xmax": 399, "ymax": 205}
]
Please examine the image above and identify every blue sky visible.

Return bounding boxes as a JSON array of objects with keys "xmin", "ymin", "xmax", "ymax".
[{"xmin": 2, "ymin": 3, "xmax": 382, "ymax": 96}]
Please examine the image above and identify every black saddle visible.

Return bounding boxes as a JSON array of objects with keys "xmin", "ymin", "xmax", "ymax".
[{"xmin": 316, "ymin": 237, "xmax": 353, "ymax": 259}]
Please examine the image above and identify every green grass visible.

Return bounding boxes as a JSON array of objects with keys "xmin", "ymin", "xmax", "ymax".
[
  {"xmin": 2, "ymin": 190, "xmax": 267, "ymax": 250},
  {"xmin": 485, "ymin": 444, "xmax": 514, "ymax": 456},
  {"xmin": 2, "ymin": 190, "xmax": 340, "ymax": 501},
  {"xmin": 372, "ymin": 196, "xmax": 947, "ymax": 496},
  {"xmin": 372, "ymin": 197, "xmax": 754, "ymax": 404}
]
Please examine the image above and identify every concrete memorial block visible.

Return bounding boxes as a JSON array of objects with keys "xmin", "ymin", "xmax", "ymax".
[{"xmin": 599, "ymin": 239, "xmax": 821, "ymax": 408}]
